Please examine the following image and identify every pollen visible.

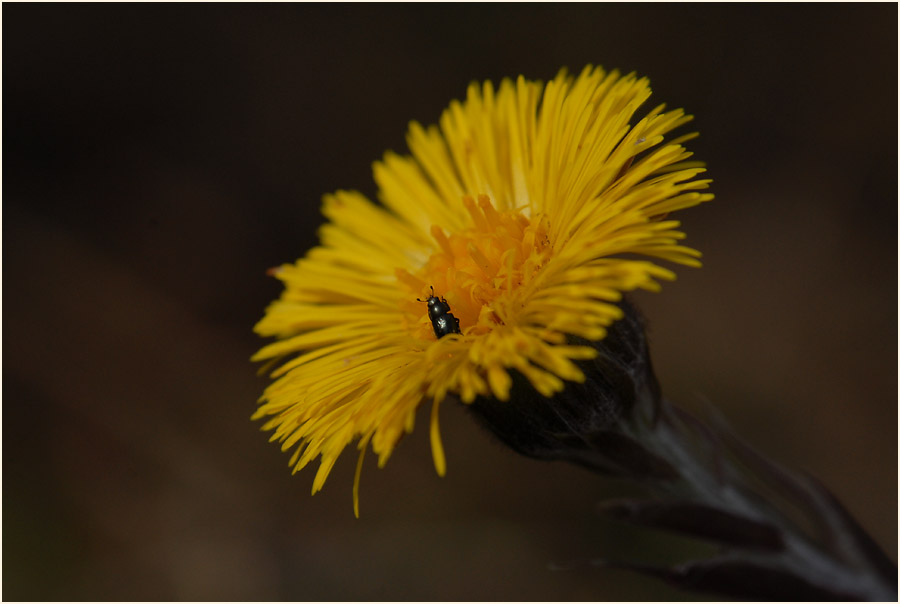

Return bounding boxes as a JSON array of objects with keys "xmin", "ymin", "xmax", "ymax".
[{"xmin": 399, "ymin": 195, "xmax": 552, "ymax": 339}]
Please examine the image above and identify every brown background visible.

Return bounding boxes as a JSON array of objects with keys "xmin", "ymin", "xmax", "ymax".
[{"xmin": 4, "ymin": 4, "xmax": 896, "ymax": 600}]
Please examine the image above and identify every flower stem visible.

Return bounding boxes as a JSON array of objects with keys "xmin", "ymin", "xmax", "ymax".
[{"xmin": 601, "ymin": 396, "xmax": 898, "ymax": 601}]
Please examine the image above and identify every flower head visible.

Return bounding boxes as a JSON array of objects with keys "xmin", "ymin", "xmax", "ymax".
[{"xmin": 253, "ymin": 65, "xmax": 712, "ymax": 515}]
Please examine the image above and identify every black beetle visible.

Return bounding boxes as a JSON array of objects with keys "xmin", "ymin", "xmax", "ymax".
[{"xmin": 418, "ymin": 286, "xmax": 461, "ymax": 339}]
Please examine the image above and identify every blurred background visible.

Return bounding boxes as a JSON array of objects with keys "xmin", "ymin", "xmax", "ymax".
[{"xmin": 4, "ymin": 4, "xmax": 896, "ymax": 600}]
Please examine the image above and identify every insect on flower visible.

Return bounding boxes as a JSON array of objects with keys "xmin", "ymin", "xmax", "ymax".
[
  {"xmin": 418, "ymin": 286, "xmax": 461, "ymax": 339},
  {"xmin": 252, "ymin": 65, "xmax": 714, "ymax": 516}
]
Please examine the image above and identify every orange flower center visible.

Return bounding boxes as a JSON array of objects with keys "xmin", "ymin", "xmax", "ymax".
[{"xmin": 397, "ymin": 195, "xmax": 554, "ymax": 341}]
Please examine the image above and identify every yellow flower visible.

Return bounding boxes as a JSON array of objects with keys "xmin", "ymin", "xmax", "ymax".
[{"xmin": 252, "ymin": 65, "xmax": 712, "ymax": 516}]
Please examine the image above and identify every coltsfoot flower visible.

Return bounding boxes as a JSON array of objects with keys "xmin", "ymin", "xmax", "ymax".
[{"xmin": 253, "ymin": 65, "xmax": 712, "ymax": 515}]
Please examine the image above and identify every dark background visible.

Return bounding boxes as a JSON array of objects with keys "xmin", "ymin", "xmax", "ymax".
[{"xmin": 4, "ymin": 4, "xmax": 897, "ymax": 600}]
